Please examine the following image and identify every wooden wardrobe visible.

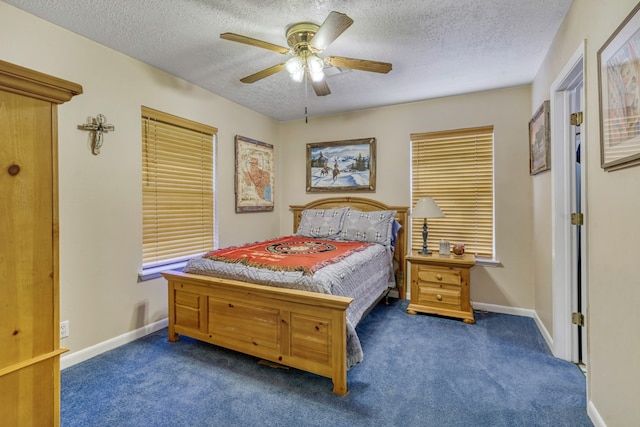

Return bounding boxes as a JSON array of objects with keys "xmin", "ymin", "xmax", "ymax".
[{"xmin": 0, "ymin": 60, "xmax": 82, "ymax": 426}]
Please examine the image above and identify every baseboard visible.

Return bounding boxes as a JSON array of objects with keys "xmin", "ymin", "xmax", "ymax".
[
  {"xmin": 473, "ymin": 302, "xmax": 554, "ymax": 352},
  {"xmin": 587, "ymin": 400, "xmax": 606, "ymax": 427},
  {"xmin": 60, "ymin": 318, "xmax": 168, "ymax": 370}
]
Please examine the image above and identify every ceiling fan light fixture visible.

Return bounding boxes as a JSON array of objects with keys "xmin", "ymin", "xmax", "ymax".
[
  {"xmin": 310, "ymin": 69, "xmax": 325, "ymax": 82},
  {"xmin": 286, "ymin": 53, "xmax": 324, "ymax": 82},
  {"xmin": 307, "ymin": 54, "xmax": 324, "ymax": 73},
  {"xmin": 291, "ymin": 68, "xmax": 305, "ymax": 82},
  {"xmin": 285, "ymin": 56, "xmax": 303, "ymax": 74}
]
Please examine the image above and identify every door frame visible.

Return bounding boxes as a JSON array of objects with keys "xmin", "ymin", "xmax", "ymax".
[{"xmin": 550, "ymin": 41, "xmax": 588, "ymax": 362}]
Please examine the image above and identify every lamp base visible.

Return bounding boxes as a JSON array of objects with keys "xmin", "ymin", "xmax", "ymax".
[{"xmin": 420, "ymin": 219, "xmax": 431, "ymax": 255}]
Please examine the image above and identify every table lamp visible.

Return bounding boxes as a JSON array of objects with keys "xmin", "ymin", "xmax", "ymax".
[{"xmin": 412, "ymin": 197, "xmax": 444, "ymax": 255}]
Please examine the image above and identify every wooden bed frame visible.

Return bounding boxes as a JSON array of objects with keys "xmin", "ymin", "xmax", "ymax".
[{"xmin": 161, "ymin": 197, "xmax": 408, "ymax": 395}]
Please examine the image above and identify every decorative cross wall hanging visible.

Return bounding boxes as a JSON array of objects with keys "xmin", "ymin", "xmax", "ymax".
[{"xmin": 78, "ymin": 114, "xmax": 115, "ymax": 155}]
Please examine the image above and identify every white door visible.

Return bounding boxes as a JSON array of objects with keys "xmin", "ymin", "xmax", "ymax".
[
  {"xmin": 569, "ymin": 82, "xmax": 587, "ymax": 366},
  {"xmin": 551, "ymin": 42, "xmax": 587, "ymax": 365}
]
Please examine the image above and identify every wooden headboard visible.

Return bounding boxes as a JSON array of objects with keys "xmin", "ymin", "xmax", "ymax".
[{"xmin": 290, "ymin": 197, "xmax": 409, "ymax": 299}]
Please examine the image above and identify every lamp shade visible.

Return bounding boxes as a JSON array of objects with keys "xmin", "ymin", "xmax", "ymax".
[{"xmin": 412, "ymin": 197, "xmax": 444, "ymax": 219}]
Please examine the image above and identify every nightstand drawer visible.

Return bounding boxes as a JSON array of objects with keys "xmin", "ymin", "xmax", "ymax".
[
  {"xmin": 417, "ymin": 286, "xmax": 461, "ymax": 307},
  {"xmin": 415, "ymin": 266, "xmax": 461, "ymax": 286}
]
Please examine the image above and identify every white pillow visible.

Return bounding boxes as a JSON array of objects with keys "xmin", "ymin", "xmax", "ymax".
[
  {"xmin": 296, "ymin": 207, "xmax": 349, "ymax": 239},
  {"xmin": 339, "ymin": 209, "xmax": 396, "ymax": 246}
]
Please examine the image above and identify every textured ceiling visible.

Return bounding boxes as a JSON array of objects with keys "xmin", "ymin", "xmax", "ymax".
[{"xmin": 4, "ymin": 0, "xmax": 573, "ymax": 121}]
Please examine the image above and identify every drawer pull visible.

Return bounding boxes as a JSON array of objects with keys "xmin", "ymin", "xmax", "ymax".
[
  {"xmin": 436, "ymin": 274, "xmax": 443, "ymax": 281},
  {"xmin": 436, "ymin": 294, "xmax": 443, "ymax": 301},
  {"xmin": 7, "ymin": 164, "xmax": 20, "ymax": 176}
]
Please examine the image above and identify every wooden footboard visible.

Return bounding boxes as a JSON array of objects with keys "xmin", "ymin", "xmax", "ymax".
[{"xmin": 161, "ymin": 270, "xmax": 353, "ymax": 395}]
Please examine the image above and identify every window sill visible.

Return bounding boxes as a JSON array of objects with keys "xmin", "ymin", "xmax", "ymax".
[
  {"xmin": 475, "ymin": 257, "xmax": 502, "ymax": 267},
  {"xmin": 139, "ymin": 261, "xmax": 187, "ymax": 282}
]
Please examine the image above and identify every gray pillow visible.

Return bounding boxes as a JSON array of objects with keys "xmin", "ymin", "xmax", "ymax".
[
  {"xmin": 296, "ymin": 207, "xmax": 349, "ymax": 238},
  {"xmin": 339, "ymin": 209, "xmax": 397, "ymax": 246}
]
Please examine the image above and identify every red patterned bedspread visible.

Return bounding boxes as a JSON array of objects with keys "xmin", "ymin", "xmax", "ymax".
[{"xmin": 203, "ymin": 236, "xmax": 372, "ymax": 275}]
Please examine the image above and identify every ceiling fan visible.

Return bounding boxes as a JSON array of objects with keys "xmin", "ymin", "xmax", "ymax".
[{"xmin": 220, "ymin": 11, "xmax": 392, "ymax": 96}]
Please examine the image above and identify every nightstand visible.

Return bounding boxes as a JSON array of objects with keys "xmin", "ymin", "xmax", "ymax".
[{"xmin": 406, "ymin": 252, "xmax": 476, "ymax": 324}]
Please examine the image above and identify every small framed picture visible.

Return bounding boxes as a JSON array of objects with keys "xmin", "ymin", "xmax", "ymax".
[{"xmin": 529, "ymin": 100, "xmax": 551, "ymax": 175}]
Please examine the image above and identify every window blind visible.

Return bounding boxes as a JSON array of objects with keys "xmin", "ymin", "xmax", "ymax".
[
  {"xmin": 141, "ymin": 106, "xmax": 217, "ymax": 269},
  {"xmin": 410, "ymin": 126, "xmax": 494, "ymax": 258}
]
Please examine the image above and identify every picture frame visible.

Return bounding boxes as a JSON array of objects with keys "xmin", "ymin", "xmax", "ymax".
[
  {"xmin": 306, "ymin": 137, "xmax": 376, "ymax": 193},
  {"xmin": 235, "ymin": 135, "xmax": 274, "ymax": 213},
  {"xmin": 598, "ymin": 2, "xmax": 640, "ymax": 171},
  {"xmin": 529, "ymin": 100, "xmax": 551, "ymax": 175}
]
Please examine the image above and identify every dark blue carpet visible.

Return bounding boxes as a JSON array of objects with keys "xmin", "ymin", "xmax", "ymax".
[{"xmin": 61, "ymin": 300, "xmax": 592, "ymax": 426}]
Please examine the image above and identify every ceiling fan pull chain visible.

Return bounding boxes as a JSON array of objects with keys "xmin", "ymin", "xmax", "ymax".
[{"xmin": 305, "ymin": 71, "xmax": 309, "ymax": 123}]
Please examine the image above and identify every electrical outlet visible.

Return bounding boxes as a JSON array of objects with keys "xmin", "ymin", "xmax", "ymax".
[{"xmin": 60, "ymin": 320, "xmax": 69, "ymax": 339}]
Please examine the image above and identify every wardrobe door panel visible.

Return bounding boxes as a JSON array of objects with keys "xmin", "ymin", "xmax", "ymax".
[{"xmin": 0, "ymin": 91, "xmax": 54, "ymax": 366}]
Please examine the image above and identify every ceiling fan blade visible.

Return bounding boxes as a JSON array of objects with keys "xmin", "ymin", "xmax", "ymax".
[
  {"xmin": 220, "ymin": 32, "xmax": 290, "ymax": 54},
  {"xmin": 310, "ymin": 11, "xmax": 354, "ymax": 51},
  {"xmin": 325, "ymin": 56, "xmax": 392, "ymax": 74},
  {"xmin": 240, "ymin": 63, "xmax": 286, "ymax": 83},
  {"xmin": 310, "ymin": 77, "xmax": 331, "ymax": 96}
]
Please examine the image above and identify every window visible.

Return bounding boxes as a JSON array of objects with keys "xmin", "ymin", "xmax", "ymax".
[
  {"xmin": 410, "ymin": 126, "xmax": 494, "ymax": 259},
  {"xmin": 141, "ymin": 106, "xmax": 217, "ymax": 277}
]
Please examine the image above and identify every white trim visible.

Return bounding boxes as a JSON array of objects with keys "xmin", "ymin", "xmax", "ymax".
[
  {"xmin": 473, "ymin": 301, "xmax": 535, "ymax": 317},
  {"xmin": 60, "ymin": 318, "xmax": 168, "ymax": 370},
  {"xmin": 473, "ymin": 302, "xmax": 553, "ymax": 352},
  {"xmin": 550, "ymin": 40, "xmax": 586, "ymax": 361},
  {"xmin": 587, "ymin": 400, "xmax": 606, "ymax": 427},
  {"xmin": 139, "ymin": 262, "xmax": 187, "ymax": 281},
  {"xmin": 475, "ymin": 258, "xmax": 503, "ymax": 267}
]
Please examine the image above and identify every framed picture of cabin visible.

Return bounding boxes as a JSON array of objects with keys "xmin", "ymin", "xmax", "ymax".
[
  {"xmin": 598, "ymin": 2, "xmax": 640, "ymax": 171},
  {"xmin": 235, "ymin": 135, "xmax": 274, "ymax": 212},
  {"xmin": 306, "ymin": 137, "xmax": 376, "ymax": 193},
  {"xmin": 529, "ymin": 100, "xmax": 551, "ymax": 175}
]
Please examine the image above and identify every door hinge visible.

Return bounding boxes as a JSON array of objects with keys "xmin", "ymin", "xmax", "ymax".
[
  {"xmin": 570, "ymin": 112, "xmax": 584, "ymax": 126},
  {"xmin": 572, "ymin": 312, "xmax": 585, "ymax": 327},
  {"xmin": 571, "ymin": 212, "xmax": 584, "ymax": 225}
]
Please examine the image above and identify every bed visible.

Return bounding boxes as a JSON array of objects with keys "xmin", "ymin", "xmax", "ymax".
[{"xmin": 161, "ymin": 197, "xmax": 408, "ymax": 395}]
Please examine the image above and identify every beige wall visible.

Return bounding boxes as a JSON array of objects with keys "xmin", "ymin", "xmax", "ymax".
[
  {"xmin": 532, "ymin": 0, "xmax": 640, "ymax": 424},
  {"xmin": 278, "ymin": 86, "xmax": 535, "ymax": 309},
  {"xmin": 0, "ymin": 3, "xmax": 281, "ymax": 356}
]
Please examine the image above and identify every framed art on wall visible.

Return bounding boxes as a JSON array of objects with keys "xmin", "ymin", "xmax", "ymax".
[
  {"xmin": 529, "ymin": 100, "xmax": 551, "ymax": 175},
  {"xmin": 306, "ymin": 137, "xmax": 376, "ymax": 193},
  {"xmin": 598, "ymin": 2, "xmax": 640, "ymax": 171},
  {"xmin": 235, "ymin": 135, "xmax": 274, "ymax": 213}
]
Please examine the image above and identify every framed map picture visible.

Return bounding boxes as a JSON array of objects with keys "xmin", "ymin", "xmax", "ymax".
[
  {"xmin": 235, "ymin": 135, "xmax": 274, "ymax": 213},
  {"xmin": 306, "ymin": 137, "xmax": 376, "ymax": 193}
]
